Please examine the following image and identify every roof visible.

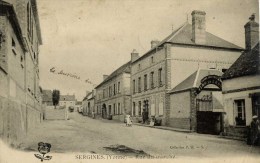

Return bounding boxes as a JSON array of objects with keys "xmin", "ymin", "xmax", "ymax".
[
  {"xmin": 133, "ymin": 22, "xmax": 243, "ymax": 63},
  {"xmin": 222, "ymin": 42, "xmax": 260, "ymax": 80},
  {"xmin": 95, "ymin": 61, "xmax": 131, "ymax": 89},
  {"xmin": 60, "ymin": 95, "xmax": 76, "ymax": 101},
  {"xmin": 169, "ymin": 69, "xmax": 223, "ymax": 93},
  {"xmin": 42, "ymin": 90, "xmax": 52, "ymax": 102},
  {"xmin": 0, "ymin": 1, "xmax": 27, "ymax": 52}
]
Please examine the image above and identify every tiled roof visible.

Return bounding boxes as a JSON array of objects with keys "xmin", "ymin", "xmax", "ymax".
[
  {"xmin": 42, "ymin": 90, "xmax": 52, "ymax": 102},
  {"xmin": 60, "ymin": 95, "xmax": 76, "ymax": 101},
  {"xmin": 95, "ymin": 61, "xmax": 131, "ymax": 89},
  {"xmin": 222, "ymin": 43, "xmax": 260, "ymax": 80},
  {"xmin": 133, "ymin": 22, "xmax": 243, "ymax": 63},
  {"xmin": 169, "ymin": 69, "xmax": 223, "ymax": 93}
]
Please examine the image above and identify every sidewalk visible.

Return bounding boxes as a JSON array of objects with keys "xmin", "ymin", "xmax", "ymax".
[
  {"xmin": 133, "ymin": 123, "xmax": 192, "ymax": 133},
  {"xmin": 133, "ymin": 122, "xmax": 245, "ymax": 141}
]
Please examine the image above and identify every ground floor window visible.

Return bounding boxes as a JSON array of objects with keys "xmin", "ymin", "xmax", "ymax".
[
  {"xmin": 118, "ymin": 103, "xmax": 121, "ymax": 115},
  {"xmin": 234, "ymin": 99, "xmax": 246, "ymax": 126},
  {"xmin": 133, "ymin": 102, "xmax": 136, "ymax": 116},
  {"xmin": 138, "ymin": 101, "xmax": 142, "ymax": 116}
]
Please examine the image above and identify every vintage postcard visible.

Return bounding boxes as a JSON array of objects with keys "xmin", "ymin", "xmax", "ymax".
[{"xmin": 0, "ymin": 0, "xmax": 259, "ymax": 162}]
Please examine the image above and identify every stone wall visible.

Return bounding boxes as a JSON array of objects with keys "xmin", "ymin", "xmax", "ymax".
[
  {"xmin": 44, "ymin": 106, "xmax": 68, "ymax": 120},
  {"xmin": 0, "ymin": 96, "xmax": 43, "ymax": 146}
]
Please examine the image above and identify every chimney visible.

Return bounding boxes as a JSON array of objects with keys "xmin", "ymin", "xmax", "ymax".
[
  {"xmin": 131, "ymin": 49, "xmax": 139, "ymax": 62},
  {"xmin": 151, "ymin": 40, "xmax": 160, "ymax": 48},
  {"xmin": 244, "ymin": 14, "xmax": 259, "ymax": 50},
  {"xmin": 191, "ymin": 10, "xmax": 206, "ymax": 44},
  {"xmin": 103, "ymin": 75, "xmax": 108, "ymax": 81}
]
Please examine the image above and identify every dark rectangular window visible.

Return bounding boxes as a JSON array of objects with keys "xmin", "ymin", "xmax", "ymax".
[
  {"xmin": 158, "ymin": 68, "xmax": 162, "ymax": 86},
  {"xmin": 150, "ymin": 72, "xmax": 154, "ymax": 89},
  {"xmin": 113, "ymin": 84, "xmax": 116, "ymax": 95},
  {"xmin": 235, "ymin": 99, "xmax": 246, "ymax": 126},
  {"xmin": 133, "ymin": 102, "xmax": 136, "ymax": 116},
  {"xmin": 133, "ymin": 80, "xmax": 136, "ymax": 94},
  {"xmin": 138, "ymin": 101, "xmax": 142, "ymax": 116},
  {"xmin": 118, "ymin": 82, "xmax": 120, "ymax": 93},
  {"xmin": 144, "ymin": 74, "xmax": 147, "ymax": 91},
  {"xmin": 138, "ymin": 77, "xmax": 141, "ymax": 93}
]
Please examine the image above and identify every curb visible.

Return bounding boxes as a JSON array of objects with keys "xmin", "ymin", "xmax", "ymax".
[{"xmin": 133, "ymin": 123, "xmax": 192, "ymax": 133}]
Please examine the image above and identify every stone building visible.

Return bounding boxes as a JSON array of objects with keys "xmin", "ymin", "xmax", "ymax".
[
  {"xmin": 95, "ymin": 61, "xmax": 131, "ymax": 122},
  {"xmin": 82, "ymin": 90, "xmax": 95, "ymax": 116},
  {"xmin": 0, "ymin": 0, "xmax": 43, "ymax": 145},
  {"xmin": 130, "ymin": 10, "xmax": 243, "ymax": 132},
  {"xmin": 222, "ymin": 15, "xmax": 259, "ymax": 138},
  {"xmin": 59, "ymin": 94, "xmax": 76, "ymax": 110}
]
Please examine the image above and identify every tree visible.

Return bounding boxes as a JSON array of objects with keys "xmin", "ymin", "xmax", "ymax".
[{"xmin": 52, "ymin": 89, "xmax": 60, "ymax": 109}]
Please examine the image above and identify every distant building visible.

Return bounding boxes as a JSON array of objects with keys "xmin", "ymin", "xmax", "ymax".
[
  {"xmin": 0, "ymin": 0, "xmax": 43, "ymax": 144},
  {"xmin": 222, "ymin": 15, "xmax": 259, "ymax": 138},
  {"xmin": 95, "ymin": 61, "xmax": 131, "ymax": 121},
  {"xmin": 75, "ymin": 101, "xmax": 82, "ymax": 112},
  {"xmin": 42, "ymin": 90, "xmax": 53, "ymax": 106},
  {"xmin": 82, "ymin": 90, "xmax": 95, "ymax": 116},
  {"xmin": 59, "ymin": 94, "xmax": 76, "ymax": 109},
  {"xmin": 130, "ymin": 10, "xmax": 243, "ymax": 133}
]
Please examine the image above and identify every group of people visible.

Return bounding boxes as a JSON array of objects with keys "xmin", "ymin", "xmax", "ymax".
[{"xmin": 247, "ymin": 115, "xmax": 260, "ymax": 146}]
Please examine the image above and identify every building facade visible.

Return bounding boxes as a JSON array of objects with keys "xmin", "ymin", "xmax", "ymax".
[
  {"xmin": 222, "ymin": 15, "xmax": 259, "ymax": 138},
  {"xmin": 130, "ymin": 10, "xmax": 243, "ymax": 131},
  {"xmin": 95, "ymin": 62, "xmax": 131, "ymax": 122},
  {"xmin": 82, "ymin": 90, "xmax": 95, "ymax": 116},
  {"xmin": 59, "ymin": 94, "xmax": 76, "ymax": 110},
  {"xmin": 0, "ymin": 0, "xmax": 43, "ymax": 145}
]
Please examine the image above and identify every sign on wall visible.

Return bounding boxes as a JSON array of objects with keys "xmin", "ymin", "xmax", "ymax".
[{"xmin": 196, "ymin": 75, "xmax": 222, "ymax": 94}]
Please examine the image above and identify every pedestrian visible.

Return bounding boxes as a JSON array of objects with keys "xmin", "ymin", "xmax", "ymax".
[
  {"xmin": 248, "ymin": 115, "xmax": 260, "ymax": 145},
  {"xmin": 125, "ymin": 115, "xmax": 132, "ymax": 127}
]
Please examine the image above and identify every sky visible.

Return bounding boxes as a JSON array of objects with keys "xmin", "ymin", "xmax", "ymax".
[{"xmin": 37, "ymin": 0, "xmax": 259, "ymax": 100}]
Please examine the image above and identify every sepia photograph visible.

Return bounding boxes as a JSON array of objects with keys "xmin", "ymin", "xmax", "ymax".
[{"xmin": 0, "ymin": 0, "xmax": 259, "ymax": 162}]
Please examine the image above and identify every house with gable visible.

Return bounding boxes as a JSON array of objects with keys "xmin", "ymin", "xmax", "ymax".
[
  {"xmin": 130, "ymin": 10, "xmax": 243, "ymax": 134},
  {"xmin": 221, "ymin": 14, "xmax": 259, "ymax": 138}
]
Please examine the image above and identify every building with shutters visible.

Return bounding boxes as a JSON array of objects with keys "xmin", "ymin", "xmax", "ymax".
[
  {"xmin": 95, "ymin": 61, "xmax": 131, "ymax": 122},
  {"xmin": 130, "ymin": 10, "xmax": 243, "ymax": 131},
  {"xmin": 221, "ymin": 14, "xmax": 259, "ymax": 138}
]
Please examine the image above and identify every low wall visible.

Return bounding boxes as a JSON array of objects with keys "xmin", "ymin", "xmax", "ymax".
[
  {"xmin": 44, "ymin": 106, "xmax": 68, "ymax": 120},
  {"xmin": 112, "ymin": 115, "xmax": 125, "ymax": 122},
  {"xmin": 224, "ymin": 126, "xmax": 247, "ymax": 138},
  {"xmin": 167, "ymin": 118, "xmax": 191, "ymax": 130}
]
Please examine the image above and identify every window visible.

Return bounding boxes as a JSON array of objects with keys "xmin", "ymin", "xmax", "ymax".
[
  {"xmin": 113, "ymin": 84, "xmax": 116, "ymax": 95},
  {"xmin": 158, "ymin": 68, "xmax": 162, "ymax": 86},
  {"xmin": 144, "ymin": 74, "xmax": 147, "ymax": 91},
  {"xmin": 235, "ymin": 100, "xmax": 246, "ymax": 126},
  {"xmin": 151, "ymin": 56, "xmax": 154, "ymax": 63},
  {"xmin": 138, "ymin": 64, "xmax": 141, "ymax": 70},
  {"xmin": 138, "ymin": 101, "xmax": 142, "ymax": 116},
  {"xmin": 109, "ymin": 86, "xmax": 112, "ymax": 97},
  {"xmin": 113, "ymin": 103, "xmax": 116, "ymax": 115},
  {"xmin": 118, "ymin": 103, "xmax": 121, "ymax": 115},
  {"xmin": 103, "ymin": 89, "xmax": 105, "ymax": 98},
  {"xmin": 118, "ymin": 82, "xmax": 120, "ymax": 93},
  {"xmin": 12, "ymin": 38, "xmax": 16, "ymax": 47},
  {"xmin": 138, "ymin": 77, "xmax": 141, "ymax": 93},
  {"xmin": 133, "ymin": 102, "xmax": 136, "ymax": 116},
  {"xmin": 133, "ymin": 80, "xmax": 136, "ymax": 94},
  {"xmin": 150, "ymin": 71, "xmax": 154, "ymax": 89}
]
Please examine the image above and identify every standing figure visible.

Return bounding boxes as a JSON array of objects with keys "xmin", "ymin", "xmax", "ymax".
[
  {"xmin": 249, "ymin": 115, "xmax": 260, "ymax": 145},
  {"xmin": 125, "ymin": 115, "xmax": 132, "ymax": 127}
]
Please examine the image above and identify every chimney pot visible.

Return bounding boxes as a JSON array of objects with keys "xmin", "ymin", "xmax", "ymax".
[
  {"xmin": 244, "ymin": 13, "xmax": 259, "ymax": 50},
  {"xmin": 131, "ymin": 49, "xmax": 139, "ymax": 62},
  {"xmin": 151, "ymin": 40, "xmax": 160, "ymax": 48}
]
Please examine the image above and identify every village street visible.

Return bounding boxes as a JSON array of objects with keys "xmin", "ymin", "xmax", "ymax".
[{"xmin": 19, "ymin": 112, "xmax": 260, "ymax": 159}]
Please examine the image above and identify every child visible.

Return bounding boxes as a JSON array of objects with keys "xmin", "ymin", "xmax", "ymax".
[{"xmin": 125, "ymin": 115, "xmax": 132, "ymax": 127}]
